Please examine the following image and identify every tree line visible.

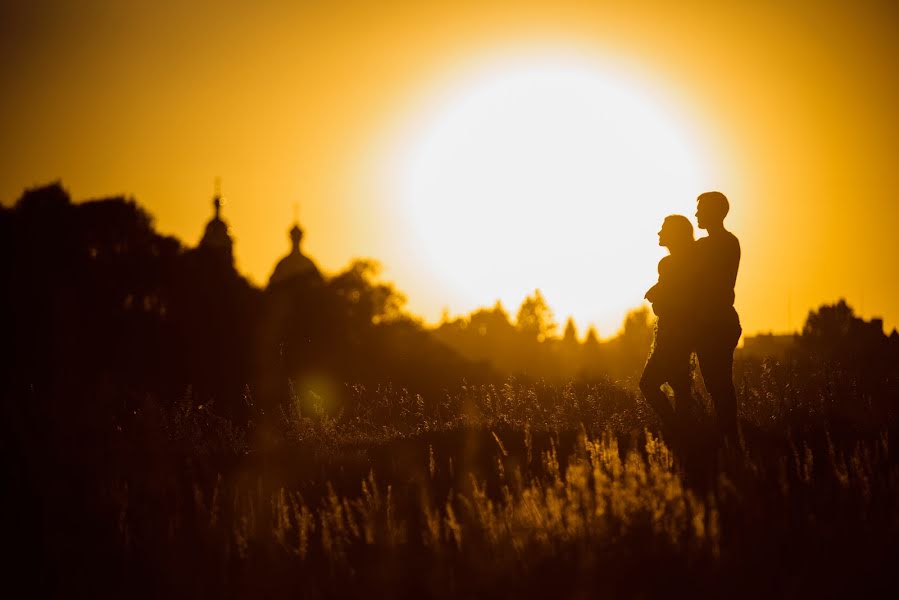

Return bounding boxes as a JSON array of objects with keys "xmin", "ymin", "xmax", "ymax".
[{"xmin": 2, "ymin": 183, "xmax": 896, "ymax": 425}]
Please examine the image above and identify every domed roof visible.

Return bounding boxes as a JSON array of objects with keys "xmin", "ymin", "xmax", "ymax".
[
  {"xmin": 200, "ymin": 196, "xmax": 233, "ymax": 255},
  {"xmin": 268, "ymin": 221, "xmax": 322, "ymax": 287}
]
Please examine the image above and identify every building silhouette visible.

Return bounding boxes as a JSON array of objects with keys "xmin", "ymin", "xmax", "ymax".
[
  {"xmin": 268, "ymin": 221, "xmax": 322, "ymax": 287},
  {"xmin": 199, "ymin": 190, "xmax": 233, "ymax": 262},
  {"xmin": 741, "ymin": 333, "xmax": 796, "ymax": 360}
]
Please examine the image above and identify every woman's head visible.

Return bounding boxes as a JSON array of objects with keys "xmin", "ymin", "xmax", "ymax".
[{"xmin": 658, "ymin": 214, "xmax": 694, "ymax": 250}]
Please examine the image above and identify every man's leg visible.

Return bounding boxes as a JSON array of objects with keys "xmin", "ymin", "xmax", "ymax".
[{"xmin": 696, "ymin": 341, "xmax": 738, "ymax": 440}]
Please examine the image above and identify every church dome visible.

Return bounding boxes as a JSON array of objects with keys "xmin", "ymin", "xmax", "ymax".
[
  {"xmin": 268, "ymin": 221, "xmax": 322, "ymax": 287},
  {"xmin": 199, "ymin": 195, "xmax": 233, "ymax": 256}
]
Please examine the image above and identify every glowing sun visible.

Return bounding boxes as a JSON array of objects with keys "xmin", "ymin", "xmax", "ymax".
[{"xmin": 387, "ymin": 54, "xmax": 713, "ymax": 335}]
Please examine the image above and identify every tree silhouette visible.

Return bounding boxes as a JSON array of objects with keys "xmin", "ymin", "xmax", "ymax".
[
  {"xmin": 4, "ymin": 184, "xmax": 185, "ymax": 397},
  {"xmin": 562, "ymin": 317, "xmax": 579, "ymax": 347},
  {"xmin": 802, "ymin": 299, "xmax": 855, "ymax": 340},
  {"xmin": 12, "ymin": 181, "xmax": 897, "ymax": 432},
  {"xmin": 584, "ymin": 325, "xmax": 600, "ymax": 348},
  {"xmin": 604, "ymin": 307, "xmax": 653, "ymax": 381},
  {"xmin": 799, "ymin": 299, "xmax": 896, "ymax": 370},
  {"xmin": 329, "ymin": 259, "xmax": 407, "ymax": 327},
  {"xmin": 515, "ymin": 289, "xmax": 557, "ymax": 342}
]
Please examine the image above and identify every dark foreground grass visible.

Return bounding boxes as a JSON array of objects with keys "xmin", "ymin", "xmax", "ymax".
[{"xmin": 6, "ymin": 361, "xmax": 899, "ymax": 598}]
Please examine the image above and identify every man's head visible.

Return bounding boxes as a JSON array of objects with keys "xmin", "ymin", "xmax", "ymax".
[
  {"xmin": 658, "ymin": 214, "xmax": 694, "ymax": 250},
  {"xmin": 696, "ymin": 191, "xmax": 729, "ymax": 230}
]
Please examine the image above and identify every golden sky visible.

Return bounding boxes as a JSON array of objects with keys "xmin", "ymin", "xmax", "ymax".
[{"xmin": 2, "ymin": 0, "xmax": 898, "ymax": 337}]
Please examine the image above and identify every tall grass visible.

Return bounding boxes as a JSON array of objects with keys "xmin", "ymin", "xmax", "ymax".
[
  {"xmin": 62, "ymin": 362, "xmax": 892, "ymax": 597},
  {"xmin": 9, "ymin": 359, "xmax": 899, "ymax": 598}
]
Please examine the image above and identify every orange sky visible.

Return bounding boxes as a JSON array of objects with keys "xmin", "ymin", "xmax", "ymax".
[{"xmin": 2, "ymin": 0, "xmax": 898, "ymax": 337}]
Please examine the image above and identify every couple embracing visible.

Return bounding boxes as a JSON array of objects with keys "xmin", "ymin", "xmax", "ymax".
[{"xmin": 640, "ymin": 191, "xmax": 742, "ymax": 444}]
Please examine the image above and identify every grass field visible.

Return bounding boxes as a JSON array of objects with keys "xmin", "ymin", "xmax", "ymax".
[{"xmin": 8, "ymin": 359, "xmax": 899, "ymax": 598}]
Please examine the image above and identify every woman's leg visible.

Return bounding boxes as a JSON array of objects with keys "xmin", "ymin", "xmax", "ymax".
[{"xmin": 640, "ymin": 346, "xmax": 677, "ymax": 432}]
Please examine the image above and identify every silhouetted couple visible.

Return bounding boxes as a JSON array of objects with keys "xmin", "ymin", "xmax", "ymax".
[{"xmin": 640, "ymin": 191, "xmax": 742, "ymax": 445}]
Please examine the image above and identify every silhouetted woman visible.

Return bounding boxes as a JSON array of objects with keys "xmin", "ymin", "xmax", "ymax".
[{"xmin": 640, "ymin": 215, "xmax": 699, "ymax": 439}]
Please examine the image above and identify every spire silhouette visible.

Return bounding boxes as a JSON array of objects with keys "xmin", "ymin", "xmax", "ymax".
[{"xmin": 199, "ymin": 180, "xmax": 233, "ymax": 259}]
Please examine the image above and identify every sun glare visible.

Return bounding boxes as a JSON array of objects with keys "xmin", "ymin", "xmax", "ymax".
[{"xmin": 386, "ymin": 54, "xmax": 713, "ymax": 335}]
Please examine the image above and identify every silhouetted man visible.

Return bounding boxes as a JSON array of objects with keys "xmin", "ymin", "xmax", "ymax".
[{"xmin": 694, "ymin": 191, "xmax": 741, "ymax": 441}]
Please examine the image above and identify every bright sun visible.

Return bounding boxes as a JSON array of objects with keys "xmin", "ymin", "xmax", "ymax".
[{"xmin": 386, "ymin": 54, "xmax": 713, "ymax": 336}]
